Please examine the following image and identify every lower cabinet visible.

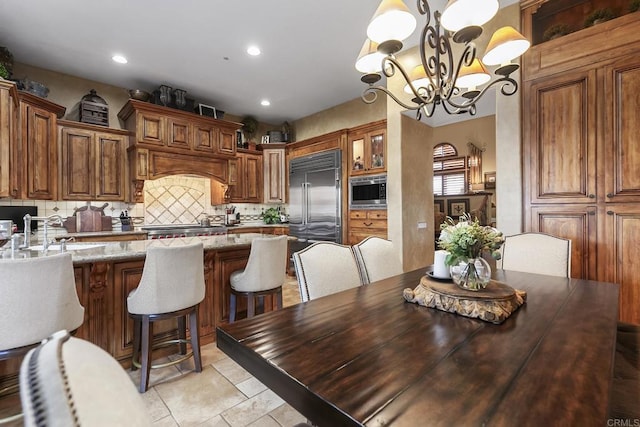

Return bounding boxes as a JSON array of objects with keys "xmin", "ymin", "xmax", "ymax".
[{"xmin": 347, "ymin": 209, "xmax": 387, "ymax": 245}]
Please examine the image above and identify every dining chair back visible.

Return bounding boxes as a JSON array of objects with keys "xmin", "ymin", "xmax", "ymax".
[
  {"xmin": 353, "ymin": 236, "xmax": 403, "ymax": 284},
  {"xmin": 20, "ymin": 330, "xmax": 150, "ymax": 426},
  {"xmin": 498, "ymin": 232, "xmax": 571, "ymax": 278},
  {"xmin": 293, "ymin": 242, "xmax": 363, "ymax": 302},
  {"xmin": 229, "ymin": 235, "xmax": 288, "ymax": 322}
]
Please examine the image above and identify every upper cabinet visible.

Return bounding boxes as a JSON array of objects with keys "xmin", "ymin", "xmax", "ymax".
[
  {"xmin": 118, "ymin": 100, "xmax": 240, "ymax": 202},
  {"xmin": 348, "ymin": 120, "xmax": 386, "ymax": 176},
  {"xmin": 16, "ymin": 91, "xmax": 66, "ymax": 200},
  {"xmin": 0, "ymin": 81, "xmax": 18, "ymax": 198},
  {"xmin": 59, "ymin": 121, "xmax": 129, "ymax": 201},
  {"xmin": 261, "ymin": 144, "xmax": 286, "ymax": 204},
  {"xmin": 227, "ymin": 150, "xmax": 263, "ymax": 203}
]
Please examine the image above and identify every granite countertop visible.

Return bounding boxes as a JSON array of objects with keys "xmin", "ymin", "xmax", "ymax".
[
  {"xmin": 54, "ymin": 223, "xmax": 289, "ymax": 239},
  {"xmin": 0, "ymin": 233, "xmax": 282, "ymax": 263}
]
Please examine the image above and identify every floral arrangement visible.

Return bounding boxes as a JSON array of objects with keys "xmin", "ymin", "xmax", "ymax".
[
  {"xmin": 438, "ymin": 213, "xmax": 505, "ymax": 266},
  {"xmin": 261, "ymin": 207, "xmax": 281, "ymax": 224}
]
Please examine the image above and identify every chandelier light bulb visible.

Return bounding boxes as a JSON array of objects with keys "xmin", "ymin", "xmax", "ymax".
[
  {"xmin": 482, "ymin": 26, "xmax": 531, "ymax": 65},
  {"xmin": 441, "ymin": 0, "xmax": 499, "ymax": 32},
  {"xmin": 367, "ymin": 0, "xmax": 416, "ymax": 44},
  {"xmin": 355, "ymin": 39, "xmax": 385, "ymax": 73}
]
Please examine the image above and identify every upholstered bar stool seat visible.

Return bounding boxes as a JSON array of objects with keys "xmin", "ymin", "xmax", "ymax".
[
  {"xmin": 127, "ymin": 242, "xmax": 205, "ymax": 393},
  {"xmin": 0, "ymin": 253, "xmax": 84, "ymax": 422},
  {"xmin": 229, "ymin": 236, "xmax": 288, "ymax": 323}
]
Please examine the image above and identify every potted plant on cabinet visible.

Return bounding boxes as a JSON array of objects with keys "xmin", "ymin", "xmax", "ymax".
[
  {"xmin": 584, "ymin": 8, "xmax": 617, "ymax": 27},
  {"xmin": 241, "ymin": 116, "xmax": 258, "ymax": 150},
  {"xmin": 543, "ymin": 23, "xmax": 570, "ymax": 41}
]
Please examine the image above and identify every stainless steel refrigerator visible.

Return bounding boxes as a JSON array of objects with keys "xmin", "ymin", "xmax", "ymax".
[{"xmin": 288, "ymin": 149, "xmax": 341, "ymax": 257}]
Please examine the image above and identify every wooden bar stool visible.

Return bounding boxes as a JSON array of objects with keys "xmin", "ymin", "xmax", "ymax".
[
  {"xmin": 0, "ymin": 253, "xmax": 84, "ymax": 422},
  {"xmin": 229, "ymin": 236, "xmax": 288, "ymax": 323},
  {"xmin": 127, "ymin": 242, "xmax": 205, "ymax": 393}
]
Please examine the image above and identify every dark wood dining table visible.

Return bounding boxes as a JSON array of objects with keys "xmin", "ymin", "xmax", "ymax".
[{"xmin": 216, "ymin": 267, "xmax": 619, "ymax": 427}]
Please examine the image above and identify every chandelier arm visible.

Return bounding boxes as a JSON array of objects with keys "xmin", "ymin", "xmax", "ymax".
[
  {"xmin": 443, "ymin": 44, "xmax": 476, "ymax": 101},
  {"xmin": 443, "ymin": 75, "xmax": 519, "ymax": 110},
  {"xmin": 417, "ymin": 0, "xmax": 430, "ymax": 18},
  {"xmin": 362, "ymin": 85, "xmax": 423, "ymax": 111},
  {"xmin": 383, "ymin": 55, "xmax": 438, "ymax": 105}
]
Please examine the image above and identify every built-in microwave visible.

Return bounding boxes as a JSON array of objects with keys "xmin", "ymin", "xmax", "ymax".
[{"xmin": 349, "ymin": 174, "xmax": 387, "ymax": 209}]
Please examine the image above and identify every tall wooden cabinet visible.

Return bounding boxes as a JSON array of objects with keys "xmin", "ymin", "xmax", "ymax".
[
  {"xmin": 0, "ymin": 81, "xmax": 18, "ymax": 198},
  {"xmin": 261, "ymin": 144, "xmax": 286, "ymax": 204},
  {"xmin": 59, "ymin": 120, "xmax": 128, "ymax": 201},
  {"xmin": 521, "ymin": 8, "xmax": 640, "ymax": 324}
]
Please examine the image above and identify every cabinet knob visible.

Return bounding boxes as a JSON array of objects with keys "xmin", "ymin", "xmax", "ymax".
[
  {"xmin": 607, "ymin": 211, "xmax": 614, "ymax": 215},
  {"xmin": 588, "ymin": 194, "xmax": 595, "ymax": 199},
  {"xmin": 606, "ymin": 193, "xmax": 613, "ymax": 198}
]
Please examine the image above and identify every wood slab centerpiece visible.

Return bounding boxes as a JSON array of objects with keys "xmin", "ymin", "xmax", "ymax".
[{"xmin": 403, "ymin": 276, "xmax": 527, "ymax": 324}]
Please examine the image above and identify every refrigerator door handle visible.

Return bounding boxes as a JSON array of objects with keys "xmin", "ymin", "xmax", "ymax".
[
  {"xmin": 302, "ymin": 182, "xmax": 307, "ymax": 225},
  {"xmin": 305, "ymin": 182, "xmax": 311, "ymax": 225}
]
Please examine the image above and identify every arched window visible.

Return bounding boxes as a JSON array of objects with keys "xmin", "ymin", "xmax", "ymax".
[{"xmin": 433, "ymin": 143, "xmax": 467, "ymax": 195}]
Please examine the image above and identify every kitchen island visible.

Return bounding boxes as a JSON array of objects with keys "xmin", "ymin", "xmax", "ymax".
[{"xmin": 0, "ymin": 233, "xmax": 285, "ymax": 386}]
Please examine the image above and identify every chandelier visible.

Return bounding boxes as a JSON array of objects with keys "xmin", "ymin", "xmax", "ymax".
[{"xmin": 356, "ymin": 0, "xmax": 530, "ymax": 119}]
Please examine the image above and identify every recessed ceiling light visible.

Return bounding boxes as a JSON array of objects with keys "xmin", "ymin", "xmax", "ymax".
[
  {"xmin": 112, "ymin": 55, "xmax": 128, "ymax": 64},
  {"xmin": 261, "ymin": 99, "xmax": 271, "ymax": 106},
  {"xmin": 247, "ymin": 46, "xmax": 261, "ymax": 56}
]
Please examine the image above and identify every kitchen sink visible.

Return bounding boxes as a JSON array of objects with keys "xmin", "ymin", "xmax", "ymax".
[{"xmin": 29, "ymin": 244, "xmax": 106, "ymax": 251}]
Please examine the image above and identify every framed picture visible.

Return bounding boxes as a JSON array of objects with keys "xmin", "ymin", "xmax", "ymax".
[
  {"xmin": 447, "ymin": 199, "xmax": 470, "ymax": 217},
  {"xmin": 197, "ymin": 103, "xmax": 217, "ymax": 118},
  {"xmin": 434, "ymin": 199, "xmax": 445, "ymax": 213},
  {"xmin": 484, "ymin": 171, "xmax": 496, "ymax": 190}
]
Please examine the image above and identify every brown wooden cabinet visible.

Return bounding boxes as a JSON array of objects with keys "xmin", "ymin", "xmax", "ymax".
[
  {"xmin": 347, "ymin": 209, "xmax": 387, "ymax": 245},
  {"xmin": 261, "ymin": 144, "xmax": 286, "ymax": 203},
  {"xmin": 59, "ymin": 121, "xmax": 129, "ymax": 201},
  {"xmin": 17, "ymin": 92, "xmax": 65, "ymax": 200},
  {"xmin": 522, "ymin": 10, "xmax": 640, "ymax": 323},
  {"xmin": 0, "ymin": 81, "xmax": 18, "ymax": 198},
  {"xmin": 228, "ymin": 150, "xmax": 263, "ymax": 203},
  {"xmin": 348, "ymin": 120, "xmax": 386, "ymax": 176}
]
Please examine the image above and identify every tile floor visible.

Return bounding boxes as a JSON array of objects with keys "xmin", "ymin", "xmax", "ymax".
[{"xmin": 0, "ymin": 276, "xmax": 305, "ymax": 427}]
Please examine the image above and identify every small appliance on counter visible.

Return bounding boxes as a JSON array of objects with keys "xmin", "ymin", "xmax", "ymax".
[{"xmin": 224, "ymin": 206, "xmax": 240, "ymax": 226}]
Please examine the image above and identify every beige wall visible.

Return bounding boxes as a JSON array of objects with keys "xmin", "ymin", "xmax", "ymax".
[{"xmin": 293, "ymin": 96, "xmax": 385, "ymax": 142}]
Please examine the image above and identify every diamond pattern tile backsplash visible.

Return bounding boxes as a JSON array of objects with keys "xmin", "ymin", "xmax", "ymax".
[{"xmin": 144, "ymin": 176, "xmax": 207, "ymax": 224}]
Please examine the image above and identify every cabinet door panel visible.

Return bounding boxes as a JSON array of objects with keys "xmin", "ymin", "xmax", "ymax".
[
  {"xmin": 61, "ymin": 127, "xmax": 93, "ymax": 199},
  {"xmin": 263, "ymin": 149, "xmax": 285, "ymax": 203},
  {"xmin": 369, "ymin": 130, "xmax": 386, "ymax": 173},
  {"xmin": 25, "ymin": 105, "xmax": 57, "ymax": 199},
  {"xmin": 244, "ymin": 155, "xmax": 262, "ymax": 202},
  {"xmin": 218, "ymin": 128, "xmax": 236, "ymax": 155},
  {"xmin": 137, "ymin": 112, "xmax": 164, "ymax": 145},
  {"xmin": 530, "ymin": 205, "xmax": 597, "ymax": 280},
  {"xmin": 601, "ymin": 205, "xmax": 640, "ymax": 324},
  {"xmin": 167, "ymin": 117, "xmax": 191, "ymax": 150},
  {"xmin": 194, "ymin": 123, "xmax": 216, "ymax": 152},
  {"xmin": 604, "ymin": 56, "xmax": 640, "ymax": 203},
  {"xmin": 95, "ymin": 133, "xmax": 125, "ymax": 200},
  {"xmin": 527, "ymin": 70, "xmax": 597, "ymax": 203}
]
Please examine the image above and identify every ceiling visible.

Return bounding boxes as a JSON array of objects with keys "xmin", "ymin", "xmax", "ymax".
[{"xmin": 0, "ymin": 0, "xmax": 518, "ymax": 127}]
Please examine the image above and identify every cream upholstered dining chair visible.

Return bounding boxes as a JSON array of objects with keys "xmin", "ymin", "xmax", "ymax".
[
  {"xmin": 293, "ymin": 241, "xmax": 363, "ymax": 302},
  {"xmin": 498, "ymin": 232, "xmax": 572, "ymax": 278},
  {"xmin": 20, "ymin": 330, "xmax": 150, "ymax": 426},
  {"xmin": 229, "ymin": 235, "xmax": 288, "ymax": 323},
  {"xmin": 127, "ymin": 242, "xmax": 205, "ymax": 392},
  {"xmin": 353, "ymin": 236, "xmax": 403, "ymax": 284}
]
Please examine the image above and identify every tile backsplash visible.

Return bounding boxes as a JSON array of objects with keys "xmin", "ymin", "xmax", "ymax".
[{"xmin": 0, "ymin": 174, "xmax": 286, "ymax": 242}]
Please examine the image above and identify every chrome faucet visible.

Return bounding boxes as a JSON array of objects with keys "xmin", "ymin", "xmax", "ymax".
[{"xmin": 22, "ymin": 214, "xmax": 63, "ymax": 251}]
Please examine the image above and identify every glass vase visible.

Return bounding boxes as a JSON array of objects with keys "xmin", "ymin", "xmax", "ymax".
[{"xmin": 449, "ymin": 257, "xmax": 491, "ymax": 291}]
